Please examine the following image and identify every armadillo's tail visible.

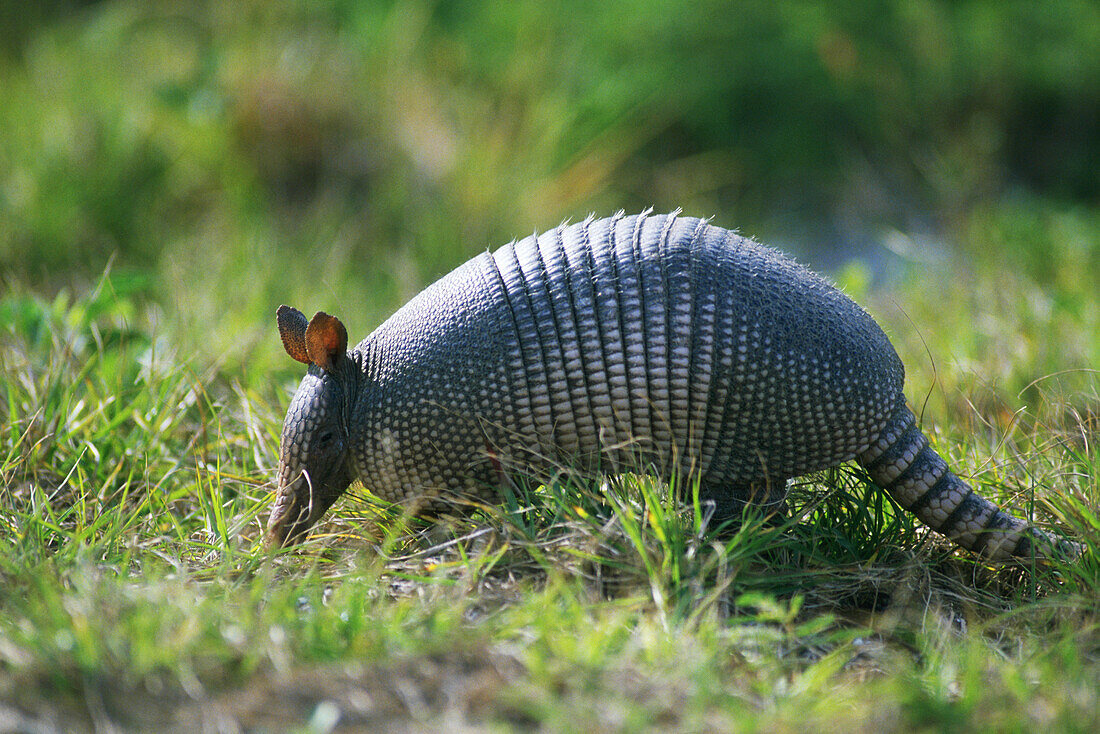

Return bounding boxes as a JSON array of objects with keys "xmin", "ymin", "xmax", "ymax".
[{"xmin": 857, "ymin": 405, "xmax": 1080, "ymax": 562}]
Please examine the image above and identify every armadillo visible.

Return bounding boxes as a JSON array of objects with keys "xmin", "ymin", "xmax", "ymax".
[{"xmin": 267, "ymin": 210, "xmax": 1073, "ymax": 561}]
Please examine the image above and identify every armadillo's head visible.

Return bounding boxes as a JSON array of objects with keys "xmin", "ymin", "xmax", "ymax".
[{"xmin": 266, "ymin": 306, "xmax": 357, "ymax": 547}]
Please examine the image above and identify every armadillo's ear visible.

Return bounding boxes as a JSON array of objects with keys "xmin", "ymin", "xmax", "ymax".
[
  {"xmin": 276, "ymin": 305, "xmax": 311, "ymax": 365},
  {"xmin": 305, "ymin": 311, "xmax": 349, "ymax": 372}
]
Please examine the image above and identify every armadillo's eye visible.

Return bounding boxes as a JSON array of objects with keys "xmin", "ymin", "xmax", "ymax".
[{"xmin": 318, "ymin": 430, "xmax": 334, "ymax": 447}]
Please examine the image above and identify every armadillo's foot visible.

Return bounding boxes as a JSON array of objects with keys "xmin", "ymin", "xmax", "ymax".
[{"xmin": 696, "ymin": 479, "xmax": 790, "ymax": 536}]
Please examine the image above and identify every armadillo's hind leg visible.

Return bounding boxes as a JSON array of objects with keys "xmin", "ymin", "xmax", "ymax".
[
  {"xmin": 859, "ymin": 405, "xmax": 1077, "ymax": 562},
  {"xmin": 696, "ymin": 478, "xmax": 790, "ymax": 535}
]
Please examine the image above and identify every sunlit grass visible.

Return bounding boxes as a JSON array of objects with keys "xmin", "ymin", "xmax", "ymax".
[
  {"xmin": 1, "ymin": 1, "xmax": 1099, "ymax": 729},
  {"xmin": 2, "ymin": 274, "xmax": 1096, "ymax": 729}
]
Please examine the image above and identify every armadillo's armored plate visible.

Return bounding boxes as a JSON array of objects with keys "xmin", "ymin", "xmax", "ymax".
[{"xmin": 348, "ymin": 212, "xmax": 904, "ymax": 505}]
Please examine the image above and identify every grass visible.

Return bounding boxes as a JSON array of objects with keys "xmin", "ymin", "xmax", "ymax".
[
  {"xmin": 1, "ymin": 266, "xmax": 1098, "ymax": 731},
  {"xmin": 2, "ymin": 1, "xmax": 1099, "ymax": 731}
]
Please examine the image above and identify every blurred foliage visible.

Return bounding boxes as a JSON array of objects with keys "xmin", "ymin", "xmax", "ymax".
[{"xmin": 0, "ymin": 0, "xmax": 1097, "ymax": 380}]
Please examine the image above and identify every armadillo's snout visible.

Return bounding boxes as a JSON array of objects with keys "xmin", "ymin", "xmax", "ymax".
[
  {"xmin": 266, "ymin": 444, "xmax": 353, "ymax": 548},
  {"xmin": 266, "ymin": 471, "xmax": 316, "ymax": 547}
]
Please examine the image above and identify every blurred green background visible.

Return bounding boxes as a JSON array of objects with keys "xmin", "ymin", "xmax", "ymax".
[{"xmin": 1, "ymin": 0, "xmax": 1098, "ymax": 391}]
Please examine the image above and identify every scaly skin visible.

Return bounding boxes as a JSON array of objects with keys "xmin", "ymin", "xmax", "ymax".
[{"xmin": 267, "ymin": 211, "xmax": 1077, "ymax": 561}]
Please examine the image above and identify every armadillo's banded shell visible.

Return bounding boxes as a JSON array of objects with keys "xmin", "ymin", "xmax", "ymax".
[{"xmin": 350, "ymin": 212, "xmax": 905, "ymax": 508}]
